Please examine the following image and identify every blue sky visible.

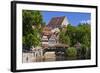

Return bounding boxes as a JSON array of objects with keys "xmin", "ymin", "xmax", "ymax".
[{"xmin": 41, "ymin": 11, "xmax": 91, "ymax": 26}]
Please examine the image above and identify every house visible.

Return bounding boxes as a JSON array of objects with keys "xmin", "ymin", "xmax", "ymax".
[
  {"xmin": 42, "ymin": 27, "xmax": 59, "ymax": 48},
  {"xmin": 42, "ymin": 27, "xmax": 60, "ymax": 48},
  {"xmin": 41, "ymin": 35, "xmax": 49, "ymax": 48},
  {"xmin": 47, "ymin": 16, "xmax": 69, "ymax": 29},
  {"xmin": 41, "ymin": 16, "xmax": 69, "ymax": 48},
  {"xmin": 42, "ymin": 26, "xmax": 52, "ymax": 36},
  {"xmin": 48, "ymin": 34, "xmax": 57, "ymax": 47},
  {"xmin": 51, "ymin": 28, "xmax": 60, "ymax": 33}
]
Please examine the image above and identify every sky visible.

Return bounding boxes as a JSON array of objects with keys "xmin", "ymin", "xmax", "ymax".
[{"xmin": 41, "ymin": 11, "xmax": 91, "ymax": 26}]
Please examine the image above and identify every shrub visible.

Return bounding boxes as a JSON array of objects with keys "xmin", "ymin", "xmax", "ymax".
[
  {"xmin": 66, "ymin": 47, "xmax": 77, "ymax": 57},
  {"xmin": 80, "ymin": 44, "xmax": 87, "ymax": 59}
]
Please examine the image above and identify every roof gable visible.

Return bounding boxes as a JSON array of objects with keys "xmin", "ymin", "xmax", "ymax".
[{"xmin": 47, "ymin": 16, "xmax": 65, "ymax": 28}]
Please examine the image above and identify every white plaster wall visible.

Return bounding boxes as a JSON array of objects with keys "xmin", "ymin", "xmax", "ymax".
[{"xmin": 61, "ymin": 17, "xmax": 69, "ymax": 26}]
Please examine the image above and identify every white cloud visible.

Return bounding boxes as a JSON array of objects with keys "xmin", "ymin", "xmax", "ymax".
[{"xmin": 80, "ymin": 20, "xmax": 91, "ymax": 24}]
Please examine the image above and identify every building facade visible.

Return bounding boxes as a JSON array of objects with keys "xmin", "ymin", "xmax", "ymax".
[{"xmin": 42, "ymin": 16, "xmax": 69, "ymax": 48}]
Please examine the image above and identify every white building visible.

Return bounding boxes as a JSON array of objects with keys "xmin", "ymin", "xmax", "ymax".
[
  {"xmin": 42, "ymin": 35, "xmax": 49, "ymax": 48},
  {"xmin": 48, "ymin": 34, "xmax": 57, "ymax": 46}
]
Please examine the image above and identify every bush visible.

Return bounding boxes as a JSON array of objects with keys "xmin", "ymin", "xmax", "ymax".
[
  {"xmin": 80, "ymin": 44, "xmax": 87, "ymax": 59},
  {"xmin": 66, "ymin": 47, "xmax": 77, "ymax": 57},
  {"xmin": 80, "ymin": 44, "xmax": 91, "ymax": 59}
]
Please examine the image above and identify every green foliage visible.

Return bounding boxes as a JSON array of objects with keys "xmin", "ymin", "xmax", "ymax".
[
  {"xmin": 59, "ymin": 31, "xmax": 70, "ymax": 46},
  {"xmin": 31, "ymin": 11, "xmax": 43, "ymax": 26},
  {"xmin": 78, "ymin": 44, "xmax": 87, "ymax": 59},
  {"xmin": 65, "ymin": 24, "xmax": 78, "ymax": 46},
  {"xmin": 78, "ymin": 24, "xmax": 91, "ymax": 48},
  {"xmin": 80, "ymin": 44, "xmax": 91, "ymax": 59},
  {"xmin": 86, "ymin": 48, "xmax": 91, "ymax": 59},
  {"xmin": 81, "ymin": 44, "xmax": 87, "ymax": 55},
  {"xmin": 23, "ymin": 10, "xmax": 33, "ymax": 36},
  {"xmin": 31, "ymin": 28, "xmax": 41, "ymax": 47},
  {"xmin": 65, "ymin": 24, "xmax": 91, "ymax": 48},
  {"xmin": 22, "ymin": 10, "xmax": 44, "ymax": 36},
  {"xmin": 64, "ymin": 24, "xmax": 91, "ymax": 59},
  {"xmin": 67, "ymin": 47, "xmax": 77, "ymax": 57},
  {"xmin": 23, "ymin": 28, "xmax": 41, "ymax": 49},
  {"xmin": 22, "ymin": 10, "xmax": 44, "ymax": 49}
]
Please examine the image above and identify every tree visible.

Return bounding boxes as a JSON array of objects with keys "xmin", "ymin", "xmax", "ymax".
[
  {"xmin": 22, "ymin": 10, "xmax": 44, "ymax": 35},
  {"xmin": 65, "ymin": 24, "xmax": 91, "ymax": 48},
  {"xmin": 22, "ymin": 10, "xmax": 44, "ymax": 50},
  {"xmin": 23, "ymin": 10, "xmax": 33, "ymax": 36},
  {"xmin": 59, "ymin": 31, "xmax": 70, "ymax": 46},
  {"xmin": 63, "ymin": 23, "xmax": 91, "ymax": 59},
  {"xmin": 65, "ymin": 24, "xmax": 77, "ymax": 46},
  {"xmin": 31, "ymin": 11, "xmax": 43, "ymax": 26},
  {"xmin": 77, "ymin": 23, "xmax": 91, "ymax": 48},
  {"xmin": 31, "ymin": 28, "xmax": 41, "ymax": 47},
  {"xmin": 80, "ymin": 44, "xmax": 87, "ymax": 59}
]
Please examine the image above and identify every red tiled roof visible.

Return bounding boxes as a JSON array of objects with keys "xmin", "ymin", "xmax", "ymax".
[{"xmin": 47, "ymin": 16, "xmax": 65, "ymax": 28}]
